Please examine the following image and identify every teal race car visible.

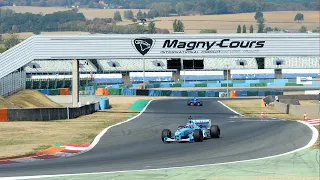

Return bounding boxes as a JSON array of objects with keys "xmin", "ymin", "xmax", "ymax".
[{"xmin": 161, "ymin": 117, "xmax": 220, "ymax": 143}]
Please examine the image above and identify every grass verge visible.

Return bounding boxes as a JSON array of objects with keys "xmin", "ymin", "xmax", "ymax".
[
  {"xmin": 221, "ymin": 99, "xmax": 301, "ymax": 120},
  {"xmin": 221, "ymin": 99, "xmax": 320, "ymax": 149},
  {"xmin": 0, "ymin": 96, "xmax": 175, "ymax": 158},
  {"xmin": 313, "ymin": 126, "xmax": 320, "ymax": 149}
]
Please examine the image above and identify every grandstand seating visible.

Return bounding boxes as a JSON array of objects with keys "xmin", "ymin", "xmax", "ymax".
[
  {"xmin": 129, "ymin": 72, "xmax": 173, "ymax": 82},
  {"xmin": 93, "ymin": 74, "xmax": 123, "ymax": 84},
  {"xmin": 282, "ymin": 69, "xmax": 319, "ymax": 78},
  {"xmin": 265, "ymin": 57, "xmax": 319, "ymax": 69},
  {"xmin": 23, "ymin": 57, "xmax": 319, "ymax": 86},
  {"xmin": 204, "ymin": 58, "xmax": 258, "ymax": 70},
  {"xmin": 180, "ymin": 71, "xmax": 224, "ymax": 81},
  {"xmin": 231, "ymin": 69, "xmax": 275, "ymax": 79},
  {"xmin": 98, "ymin": 59, "xmax": 175, "ymax": 72},
  {"xmin": 25, "ymin": 60, "xmax": 97, "ymax": 73}
]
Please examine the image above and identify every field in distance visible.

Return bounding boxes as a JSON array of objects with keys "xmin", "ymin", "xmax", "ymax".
[{"xmin": 1, "ymin": 6, "xmax": 318, "ymax": 36}]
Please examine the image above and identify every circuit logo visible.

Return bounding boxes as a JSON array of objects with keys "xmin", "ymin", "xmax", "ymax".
[{"xmin": 132, "ymin": 38, "xmax": 155, "ymax": 56}]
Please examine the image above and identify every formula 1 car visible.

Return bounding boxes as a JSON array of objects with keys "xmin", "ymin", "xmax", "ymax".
[
  {"xmin": 161, "ymin": 117, "xmax": 220, "ymax": 143},
  {"xmin": 187, "ymin": 97, "xmax": 203, "ymax": 106}
]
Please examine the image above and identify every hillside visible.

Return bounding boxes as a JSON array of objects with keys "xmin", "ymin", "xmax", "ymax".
[
  {"xmin": 0, "ymin": 90, "xmax": 63, "ymax": 108},
  {"xmin": 0, "ymin": 9, "xmax": 317, "ymax": 38},
  {"xmin": 1, "ymin": 0, "xmax": 318, "ymax": 13},
  {"xmin": 153, "ymin": 11, "xmax": 319, "ymax": 33}
]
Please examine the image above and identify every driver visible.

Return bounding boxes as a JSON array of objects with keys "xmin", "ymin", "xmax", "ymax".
[{"xmin": 186, "ymin": 123, "xmax": 194, "ymax": 128}]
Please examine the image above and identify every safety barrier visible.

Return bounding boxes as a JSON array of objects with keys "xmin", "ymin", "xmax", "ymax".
[
  {"xmin": 268, "ymin": 94, "xmax": 320, "ymax": 117},
  {"xmin": 73, "ymin": 88, "xmax": 283, "ymax": 97},
  {"xmin": 1, "ymin": 102, "xmax": 100, "ymax": 121},
  {"xmin": 121, "ymin": 89, "xmax": 137, "ymax": 96},
  {"xmin": 107, "ymin": 78, "xmax": 320, "ymax": 89}
]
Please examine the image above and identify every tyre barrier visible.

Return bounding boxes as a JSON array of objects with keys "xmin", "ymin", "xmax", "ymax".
[
  {"xmin": 93, "ymin": 88, "xmax": 284, "ymax": 97},
  {"xmin": 170, "ymin": 91, "xmax": 182, "ymax": 97},
  {"xmin": 108, "ymin": 78, "xmax": 320, "ymax": 89},
  {"xmin": 38, "ymin": 87, "xmax": 284, "ymax": 97}
]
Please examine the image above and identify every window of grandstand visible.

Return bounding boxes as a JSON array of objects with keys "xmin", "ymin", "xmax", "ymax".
[
  {"xmin": 255, "ymin": 58, "xmax": 265, "ymax": 69},
  {"xmin": 167, "ymin": 59, "xmax": 181, "ymax": 69},
  {"xmin": 183, "ymin": 59, "xmax": 204, "ymax": 69}
]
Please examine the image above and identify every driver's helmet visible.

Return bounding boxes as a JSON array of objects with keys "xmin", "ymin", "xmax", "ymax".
[{"xmin": 186, "ymin": 123, "xmax": 194, "ymax": 128}]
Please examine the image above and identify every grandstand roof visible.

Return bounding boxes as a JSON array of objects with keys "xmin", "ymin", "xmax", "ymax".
[{"xmin": 0, "ymin": 33, "xmax": 319, "ymax": 79}]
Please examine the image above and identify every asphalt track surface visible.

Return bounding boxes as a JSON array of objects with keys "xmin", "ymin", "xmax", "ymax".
[{"xmin": 0, "ymin": 99, "xmax": 314, "ymax": 178}]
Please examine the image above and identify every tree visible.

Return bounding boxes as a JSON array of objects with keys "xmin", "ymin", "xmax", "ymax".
[
  {"xmin": 249, "ymin": 24, "xmax": 254, "ymax": 33},
  {"xmin": 257, "ymin": 17, "xmax": 265, "ymax": 24},
  {"xmin": 264, "ymin": 27, "xmax": 273, "ymax": 33},
  {"xmin": 150, "ymin": 2, "xmax": 170, "ymax": 17},
  {"xmin": 156, "ymin": 28, "xmax": 170, "ymax": 34},
  {"xmin": 147, "ymin": 21, "xmax": 156, "ymax": 34},
  {"xmin": 113, "ymin": 11, "xmax": 122, "ymax": 22},
  {"xmin": 137, "ymin": 10, "xmax": 143, "ymax": 20},
  {"xmin": 237, "ymin": 25, "xmax": 241, "ymax": 33},
  {"xmin": 242, "ymin": 25, "xmax": 246, "ymax": 33},
  {"xmin": 215, "ymin": 0, "xmax": 228, "ymax": 14},
  {"xmin": 0, "ymin": 47, "xmax": 6, "ymax": 53},
  {"xmin": 299, "ymin": 26, "xmax": 307, "ymax": 33},
  {"xmin": 173, "ymin": 19, "xmax": 184, "ymax": 32},
  {"xmin": 147, "ymin": 11, "xmax": 155, "ymax": 19},
  {"xmin": 312, "ymin": 28, "xmax": 319, "ymax": 33},
  {"xmin": 175, "ymin": 2, "xmax": 185, "ymax": 15},
  {"xmin": 11, "ymin": 25, "xmax": 18, "ymax": 33},
  {"xmin": 294, "ymin": 13, "xmax": 304, "ymax": 23},
  {"xmin": 124, "ymin": 10, "xmax": 134, "ymax": 20},
  {"xmin": 254, "ymin": 11, "xmax": 263, "ymax": 21},
  {"xmin": 4, "ymin": 32, "xmax": 20, "ymax": 50},
  {"xmin": 200, "ymin": 29, "xmax": 217, "ymax": 33},
  {"xmin": 257, "ymin": 22, "xmax": 265, "ymax": 33}
]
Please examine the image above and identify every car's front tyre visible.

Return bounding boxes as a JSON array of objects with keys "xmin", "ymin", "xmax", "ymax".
[
  {"xmin": 161, "ymin": 129, "xmax": 171, "ymax": 142},
  {"xmin": 194, "ymin": 129, "xmax": 204, "ymax": 142}
]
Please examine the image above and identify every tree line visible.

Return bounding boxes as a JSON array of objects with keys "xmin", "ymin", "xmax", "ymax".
[
  {"xmin": 0, "ymin": 0, "xmax": 318, "ymax": 18},
  {"xmin": 0, "ymin": 8, "xmax": 169, "ymax": 34},
  {"xmin": 234, "ymin": 12, "xmax": 318, "ymax": 33}
]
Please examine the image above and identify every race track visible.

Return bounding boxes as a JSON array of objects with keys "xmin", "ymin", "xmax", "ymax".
[{"xmin": 0, "ymin": 99, "xmax": 314, "ymax": 178}]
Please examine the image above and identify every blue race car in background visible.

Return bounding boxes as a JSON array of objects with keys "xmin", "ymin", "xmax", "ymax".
[
  {"xmin": 187, "ymin": 97, "xmax": 203, "ymax": 106},
  {"xmin": 161, "ymin": 117, "xmax": 220, "ymax": 143}
]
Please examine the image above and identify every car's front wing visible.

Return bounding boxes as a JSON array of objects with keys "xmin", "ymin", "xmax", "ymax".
[{"xmin": 164, "ymin": 137, "xmax": 194, "ymax": 143}]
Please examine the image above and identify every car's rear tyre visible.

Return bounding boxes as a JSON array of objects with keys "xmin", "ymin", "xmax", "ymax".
[
  {"xmin": 194, "ymin": 129, "xmax": 203, "ymax": 142},
  {"xmin": 210, "ymin": 125, "xmax": 220, "ymax": 138},
  {"xmin": 161, "ymin": 129, "xmax": 171, "ymax": 142}
]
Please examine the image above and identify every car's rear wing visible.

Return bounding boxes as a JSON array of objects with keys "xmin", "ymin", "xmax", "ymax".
[{"xmin": 189, "ymin": 119, "xmax": 211, "ymax": 127}]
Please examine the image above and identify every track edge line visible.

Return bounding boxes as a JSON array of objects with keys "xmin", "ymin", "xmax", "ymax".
[
  {"xmin": 79, "ymin": 100, "xmax": 154, "ymax": 154},
  {"xmin": 217, "ymin": 100, "xmax": 244, "ymax": 116}
]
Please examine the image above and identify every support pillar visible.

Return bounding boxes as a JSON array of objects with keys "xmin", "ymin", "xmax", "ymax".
[{"xmin": 72, "ymin": 59, "xmax": 79, "ymax": 107}]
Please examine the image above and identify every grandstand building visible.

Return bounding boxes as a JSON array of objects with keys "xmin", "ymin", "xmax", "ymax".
[{"xmin": 0, "ymin": 33, "xmax": 319, "ymax": 97}]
